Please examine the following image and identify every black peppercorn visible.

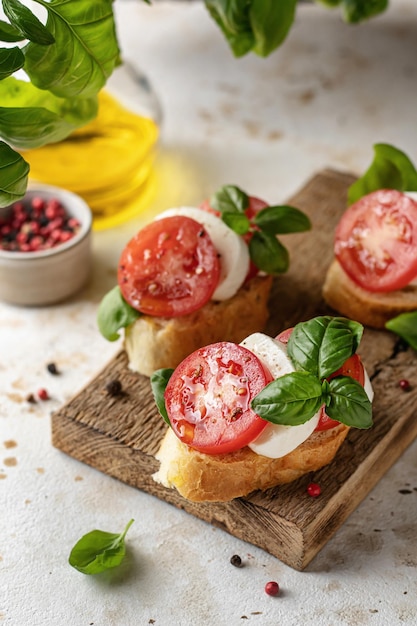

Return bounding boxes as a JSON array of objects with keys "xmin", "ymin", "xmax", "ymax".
[
  {"xmin": 106, "ymin": 379, "xmax": 122, "ymax": 396},
  {"xmin": 230, "ymin": 554, "xmax": 243, "ymax": 568},
  {"xmin": 47, "ymin": 362, "xmax": 59, "ymax": 375}
]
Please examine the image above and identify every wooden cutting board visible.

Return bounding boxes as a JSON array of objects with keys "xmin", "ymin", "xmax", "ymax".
[{"xmin": 51, "ymin": 169, "xmax": 417, "ymax": 570}]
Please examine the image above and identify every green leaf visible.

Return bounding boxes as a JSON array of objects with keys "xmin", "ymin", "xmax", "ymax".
[
  {"xmin": 2, "ymin": 0, "xmax": 54, "ymax": 45},
  {"xmin": 250, "ymin": 0, "xmax": 297, "ymax": 57},
  {"xmin": 0, "ymin": 141, "xmax": 29, "ymax": 207},
  {"xmin": 348, "ymin": 143, "xmax": 417, "ymax": 204},
  {"xmin": 150, "ymin": 369, "xmax": 174, "ymax": 426},
  {"xmin": 249, "ymin": 230, "xmax": 289, "ymax": 274},
  {"xmin": 0, "ymin": 18, "xmax": 25, "ymax": 42},
  {"xmin": 222, "ymin": 211, "xmax": 250, "ymax": 235},
  {"xmin": 254, "ymin": 204, "xmax": 311, "ymax": 235},
  {"xmin": 69, "ymin": 519, "xmax": 134, "ymax": 575},
  {"xmin": 0, "ymin": 45, "xmax": 24, "ymax": 79},
  {"xmin": 252, "ymin": 371, "xmax": 324, "ymax": 425},
  {"xmin": 341, "ymin": 0, "xmax": 388, "ymax": 23},
  {"xmin": 386, "ymin": 311, "xmax": 417, "ymax": 351},
  {"xmin": 287, "ymin": 316, "xmax": 363, "ymax": 379},
  {"xmin": 0, "ymin": 77, "xmax": 98, "ymax": 149},
  {"xmin": 24, "ymin": 0, "xmax": 120, "ymax": 99},
  {"xmin": 97, "ymin": 286, "xmax": 141, "ymax": 342},
  {"xmin": 326, "ymin": 376, "xmax": 373, "ymax": 428},
  {"xmin": 204, "ymin": 0, "xmax": 255, "ymax": 57},
  {"xmin": 210, "ymin": 184, "xmax": 249, "ymax": 215}
]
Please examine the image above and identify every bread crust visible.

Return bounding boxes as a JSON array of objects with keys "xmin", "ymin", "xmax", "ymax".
[
  {"xmin": 322, "ymin": 260, "xmax": 417, "ymax": 329},
  {"xmin": 153, "ymin": 423, "xmax": 350, "ymax": 502},
  {"xmin": 125, "ymin": 275, "xmax": 273, "ymax": 376}
]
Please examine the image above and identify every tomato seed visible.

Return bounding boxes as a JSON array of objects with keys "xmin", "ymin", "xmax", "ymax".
[
  {"xmin": 307, "ymin": 482, "xmax": 321, "ymax": 497},
  {"xmin": 265, "ymin": 581, "xmax": 280, "ymax": 596},
  {"xmin": 399, "ymin": 379, "xmax": 411, "ymax": 392}
]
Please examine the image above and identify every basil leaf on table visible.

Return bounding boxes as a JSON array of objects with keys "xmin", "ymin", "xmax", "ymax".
[
  {"xmin": 249, "ymin": 0, "xmax": 298, "ymax": 57},
  {"xmin": 210, "ymin": 184, "xmax": 249, "ymax": 215},
  {"xmin": 251, "ymin": 371, "xmax": 324, "ymax": 425},
  {"xmin": 341, "ymin": 0, "xmax": 388, "ymax": 23},
  {"xmin": 221, "ymin": 211, "xmax": 250, "ymax": 235},
  {"xmin": 325, "ymin": 376, "xmax": 373, "ymax": 429},
  {"xmin": 69, "ymin": 519, "xmax": 134, "ymax": 575},
  {"xmin": 386, "ymin": 311, "xmax": 417, "ymax": 351},
  {"xmin": 151, "ymin": 369, "xmax": 174, "ymax": 426},
  {"xmin": 348, "ymin": 143, "xmax": 417, "ymax": 204},
  {"xmin": 97, "ymin": 286, "xmax": 141, "ymax": 342},
  {"xmin": 287, "ymin": 316, "xmax": 363, "ymax": 379},
  {"xmin": 0, "ymin": 141, "xmax": 29, "ymax": 206},
  {"xmin": 249, "ymin": 230, "xmax": 289, "ymax": 274},
  {"xmin": 254, "ymin": 205, "xmax": 311, "ymax": 234}
]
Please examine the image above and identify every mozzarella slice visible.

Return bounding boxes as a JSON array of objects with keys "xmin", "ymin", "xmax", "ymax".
[
  {"xmin": 240, "ymin": 333, "xmax": 321, "ymax": 459},
  {"xmin": 156, "ymin": 206, "xmax": 250, "ymax": 301}
]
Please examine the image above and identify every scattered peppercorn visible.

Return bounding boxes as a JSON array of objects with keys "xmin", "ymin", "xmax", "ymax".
[
  {"xmin": 0, "ymin": 196, "xmax": 81, "ymax": 252},
  {"xmin": 37, "ymin": 388, "xmax": 49, "ymax": 401},
  {"xmin": 230, "ymin": 554, "xmax": 243, "ymax": 568},
  {"xmin": 47, "ymin": 362, "xmax": 59, "ymax": 375},
  {"xmin": 264, "ymin": 581, "xmax": 280, "ymax": 596},
  {"xmin": 26, "ymin": 393, "xmax": 37, "ymax": 404},
  {"xmin": 307, "ymin": 482, "xmax": 321, "ymax": 497},
  {"xmin": 399, "ymin": 379, "xmax": 411, "ymax": 392},
  {"xmin": 105, "ymin": 379, "xmax": 122, "ymax": 396}
]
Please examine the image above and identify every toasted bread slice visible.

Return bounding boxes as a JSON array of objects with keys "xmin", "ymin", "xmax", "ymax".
[
  {"xmin": 322, "ymin": 260, "xmax": 417, "ymax": 329},
  {"xmin": 153, "ymin": 423, "xmax": 350, "ymax": 503},
  {"xmin": 125, "ymin": 275, "xmax": 273, "ymax": 376}
]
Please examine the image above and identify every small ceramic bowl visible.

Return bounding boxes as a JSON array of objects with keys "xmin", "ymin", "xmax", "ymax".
[{"xmin": 0, "ymin": 184, "xmax": 92, "ymax": 306}]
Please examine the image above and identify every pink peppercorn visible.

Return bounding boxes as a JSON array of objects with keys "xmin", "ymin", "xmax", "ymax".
[
  {"xmin": 265, "ymin": 581, "xmax": 280, "ymax": 596},
  {"xmin": 307, "ymin": 482, "xmax": 321, "ymax": 497},
  {"xmin": 399, "ymin": 379, "xmax": 411, "ymax": 392},
  {"xmin": 37, "ymin": 388, "xmax": 49, "ymax": 401}
]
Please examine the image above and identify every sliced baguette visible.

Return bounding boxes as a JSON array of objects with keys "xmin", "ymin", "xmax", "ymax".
[
  {"xmin": 153, "ymin": 423, "xmax": 350, "ymax": 503},
  {"xmin": 125, "ymin": 275, "xmax": 273, "ymax": 376},
  {"xmin": 322, "ymin": 259, "xmax": 417, "ymax": 329}
]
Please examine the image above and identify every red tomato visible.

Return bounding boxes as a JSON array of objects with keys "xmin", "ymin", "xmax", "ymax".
[
  {"xmin": 164, "ymin": 342, "xmax": 273, "ymax": 454},
  {"xmin": 200, "ymin": 195, "xmax": 268, "ymax": 281},
  {"xmin": 335, "ymin": 189, "xmax": 417, "ymax": 292},
  {"xmin": 118, "ymin": 216, "xmax": 220, "ymax": 317},
  {"xmin": 276, "ymin": 327, "xmax": 365, "ymax": 431}
]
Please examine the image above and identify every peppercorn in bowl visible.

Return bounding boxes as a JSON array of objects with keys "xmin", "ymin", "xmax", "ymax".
[{"xmin": 0, "ymin": 184, "xmax": 92, "ymax": 306}]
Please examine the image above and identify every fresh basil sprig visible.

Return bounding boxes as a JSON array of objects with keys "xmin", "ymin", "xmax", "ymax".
[
  {"xmin": 252, "ymin": 316, "xmax": 372, "ymax": 429},
  {"xmin": 385, "ymin": 311, "xmax": 417, "ymax": 351},
  {"xmin": 151, "ymin": 368, "xmax": 174, "ymax": 426},
  {"xmin": 69, "ymin": 519, "xmax": 134, "ymax": 575},
  {"xmin": 348, "ymin": 143, "xmax": 417, "ymax": 205},
  {"xmin": 97, "ymin": 286, "xmax": 141, "ymax": 341},
  {"xmin": 210, "ymin": 184, "xmax": 311, "ymax": 275}
]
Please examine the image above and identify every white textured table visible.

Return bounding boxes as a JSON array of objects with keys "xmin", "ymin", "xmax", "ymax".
[{"xmin": 2, "ymin": 2, "xmax": 417, "ymax": 625}]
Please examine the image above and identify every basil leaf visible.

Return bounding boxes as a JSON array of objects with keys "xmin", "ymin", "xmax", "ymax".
[
  {"xmin": 210, "ymin": 184, "xmax": 249, "ymax": 215},
  {"xmin": 254, "ymin": 205, "xmax": 311, "ymax": 235},
  {"xmin": 0, "ymin": 141, "xmax": 29, "ymax": 207},
  {"xmin": 24, "ymin": 0, "xmax": 120, "ymax": 99},
  {"xmin": 252, "ymin": 371, "xmax": 324, "ymax": 425},
  {"xmin": 69, "ymin": 519, "xmax": 134, "ymax": 575},
  {"xmin": 386, "ymin": 311, "xmax": 417, "ymax": 351},
  {"xmin": 2, "ymin": 0, "xmax": 55, "ymax": 45},
  {"xmin": 250, "ymin": 0, "xmax": 297, "ymax": 57},
  {"xmin": 249, "ymin": 230, "xmax": 289, "ymax": 274},
  {"xmin": 0, "ymin": 19, "xmax": 24, "ymax": 42},
  {"xmin": 0, "ymin": 45, "xmax": 24, "ymax": 79},
  {"xmin": 221, "ymin": 211, "xmax": 250, "ymax": 235},
  {"xmin": 205, "ymin": 0, "xmax": 255, "ymax": 58},
  {"xmin": 150, "ymin": 369, "xmax": 174, "ymax": 426},
  {"xmin": 348, "ymin": 143, "xmax": 417, "ymax": 204},
  {"xmin": 287, "ymin": 316, "xmax": 363, "ymax": 379},
  {"xmin": 97, "ymin": 286, "xmax": 141, "ymax": 342},
  {"xmin": 341, "ymin": 0, "xmax": 388, "ymax": 23},
  {"xmin": 325, "ymin": 376, "xmax": 373, "ymax": 429}
]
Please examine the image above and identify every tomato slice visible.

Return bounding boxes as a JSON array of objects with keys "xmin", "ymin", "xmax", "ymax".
[
  {"xmin": 164, "ymin": 342, "xmax": 273, "ymax": 454},
  {"xmin": 118, "ymin": 216, "xmax": 220, "ymax": 317},
  {"xmin": 200, "ymin": 196, "xmax": 268, "ymax": 281},
  {"xmin": 276, "ymin": 327, "xmax": 365, "ymax": 431},
  {"xmin": 335, "ymin": 189, "xmax": 417, "ymax": 292}
]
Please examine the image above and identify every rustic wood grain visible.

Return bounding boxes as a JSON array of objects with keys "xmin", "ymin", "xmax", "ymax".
[{"xmin": 51, "ymin": 168, "xmax": 417, "ymax": 570}]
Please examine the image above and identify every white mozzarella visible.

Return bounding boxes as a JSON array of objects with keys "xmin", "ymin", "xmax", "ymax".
[
  {"xmin": 156, "ymin": 206, "xmax": 250, "ymax": 301},
  {"xmin": 240, "ymin": 333, "xmax": 321, "ymax": 459}
]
